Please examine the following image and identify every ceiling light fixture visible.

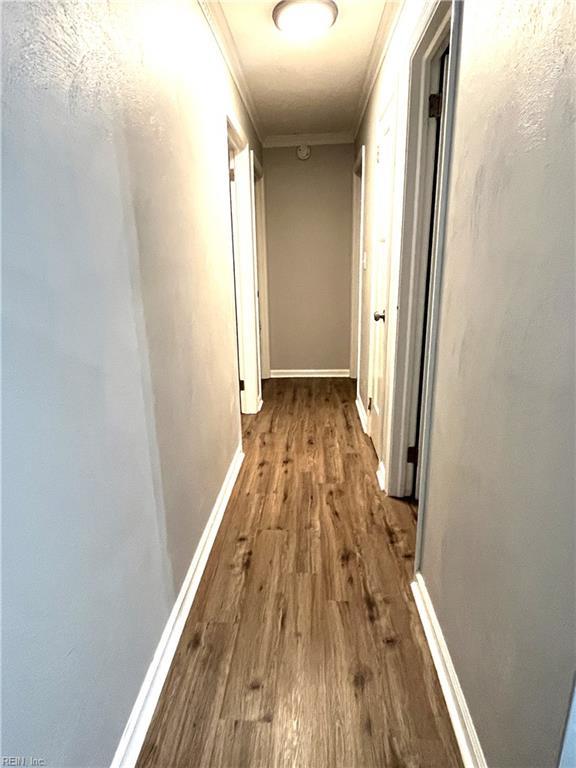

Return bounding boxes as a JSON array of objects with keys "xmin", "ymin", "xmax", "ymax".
[{"xmin": 272, "ymin": 0, "xmax": 338, "ymax": 39}]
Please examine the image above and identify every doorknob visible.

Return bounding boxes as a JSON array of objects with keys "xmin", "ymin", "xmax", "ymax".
[{"xmin": 374, "ymin": 310, "xmax": 386, "ymax": 322}]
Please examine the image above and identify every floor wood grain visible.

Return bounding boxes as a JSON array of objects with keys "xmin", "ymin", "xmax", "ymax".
[{"xmin": 137, "ymin": 378, "xmax": 462, "ymax": 768}]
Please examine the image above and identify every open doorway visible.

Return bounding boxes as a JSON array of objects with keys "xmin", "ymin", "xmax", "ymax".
[
  {"xmin": 384, "ymin": 1, "xmax": 461, "ymax": 557},
  {"xmin": 253, "ymin": 156, "xmax": 271, "ymax": 381},
  {"xmin": 227, "ymin": 142, "xmax": 244, "ymax": 411},
  {"xmin": 350, "ymin": 146, "xmax": 366, "ymax": 387},
  {"xmin": 227, "ymin": 118, "xmax": 263, "ymax": 415},
  {"xmin": 408, "ymin": 42, "xmax": 450, "ymax": 500}
]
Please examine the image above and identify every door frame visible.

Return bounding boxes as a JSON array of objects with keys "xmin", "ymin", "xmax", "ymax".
[
  {"xmin": 227, "ymin": 116, "xmax": 263, "ymax": 414},
  {"xmin": 253, "ymin": 154, "xmax": 271, "ymax": 380},
  {"xmin": 384, "ymin": 0, "xmax": 462, "ymax": 564},
  {"xmin": 350, "ymin": 146, "xmax": 366, "ymax": 383}
]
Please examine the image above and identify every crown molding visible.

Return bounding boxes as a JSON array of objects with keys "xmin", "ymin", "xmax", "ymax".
[
  {"xmin": 353, "ymin": 1, "xmax": 403, "ymax": 138},
  {"xmin": 197, "ymin": 0, "xmax": 263, "ymax": 143},
  {"xmin": 263, "ymin": 131, "xmax": 354, "ymax": 148}
]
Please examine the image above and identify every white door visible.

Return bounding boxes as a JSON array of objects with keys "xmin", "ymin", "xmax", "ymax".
[
  {"xmin": 368, "ymin": 107, "xmax": 396, "ymax": 471},
  {"xmin": 248, "ymin": 150, "xmax": 262, "ymax": 402},
  {"xmin": 230, "ymin": 144, "xmax": 262, "ymax": 414}
]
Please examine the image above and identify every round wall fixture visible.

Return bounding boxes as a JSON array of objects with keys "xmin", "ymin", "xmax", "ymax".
[
  {"xmin": 297, "ymin": 144, "xmax": 311, "ymax": 161},
  {"xmin": 272, "ymin": 0, "xmax": 338, "ymax": 39}
]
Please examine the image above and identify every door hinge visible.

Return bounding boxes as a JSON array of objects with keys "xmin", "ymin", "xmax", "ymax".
[
  {"xmin": 367, "ymin": 397, "xmax": 373, "ymax": 412},
  {"xmin": 407, "ymin": 445, "xmax": 419, "ymax": 464},
  {"xmin": 239, "ymin": 379, "xmax": 245, "ymax": 392},
  {"xmin": 229, "ymin": 168, "xmax": 235, "ymax": 182},
  {"xmin": 428, "ymin": 92, "xmax": 443, "ymax": 119}
]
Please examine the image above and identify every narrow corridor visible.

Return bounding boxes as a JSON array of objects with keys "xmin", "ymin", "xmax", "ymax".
[
  {"xmin": 137, "ymin": 379, "xmax": 461, "ymax": 767},
  {"xmin": 3, "ymin": 2, "xmax": 574, "ymax": 764}
]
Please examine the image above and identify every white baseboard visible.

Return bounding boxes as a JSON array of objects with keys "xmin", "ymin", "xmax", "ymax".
[
  {"xmin": 242, "ymin": 397, "xmax": 262, "ymax": 415},
  {"xmin": 111, "ymin": 445, "xmax": 245, "ymax": 768},
  {"xmin": 411, "ymin": 573, "xmax": 487, "ymax": 768},
  {"xmin": 376, "ymin": 460, "xmax": 386, "ymax": 492},
  {"xmin": 270, "ymin": 369, "xmax": 350, "ymax": 378},
  {"xmin": 355, "ymin": 396, "xmax": 368, "ymax": 434}
]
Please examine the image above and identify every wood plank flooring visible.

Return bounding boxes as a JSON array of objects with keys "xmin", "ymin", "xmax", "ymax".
[{"xmin": 137, "ymin": 378, "xmax": 462, "ymax": 768}]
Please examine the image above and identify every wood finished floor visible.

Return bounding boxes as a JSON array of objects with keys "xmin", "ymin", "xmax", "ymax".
[{"xmin": 137, "ymin": 378, "xmax": 462, "ymax": 768}]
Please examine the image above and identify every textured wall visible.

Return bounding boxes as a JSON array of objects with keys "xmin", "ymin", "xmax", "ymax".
[
  {"xmin": 357, "ymin": 0, "xmax": 575, "ymax": 765},
  {"xmin": 2, "ymin": 1, "xmax": 259, "ymax": 765},
  {"xmin": 265, "ymin": 144, "xmax": 354, "ymax": 371},
  {"xmin": 421, "ymin": 2, "xmax": 575, "ymax": 766},
  {"xmin": 358, "ymin": 0, "xmax": 575, "ymax": 765}
]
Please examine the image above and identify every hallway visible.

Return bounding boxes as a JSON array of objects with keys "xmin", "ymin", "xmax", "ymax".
[
  {"xmin": 137, "ymin": 379, "xmax": 461, "ymax": 767},
  {"xmin": 3, "ymin": 1, "xmax": 575, "ymax": 766}
]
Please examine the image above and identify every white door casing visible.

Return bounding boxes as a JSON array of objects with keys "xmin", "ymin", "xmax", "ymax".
[
  {"xmin": 228, "ymin": 118, "xmax": 262, "ymax": 415},
  {"xmin": 382, "ymin": 2, "xmax": 460, "ymax": 504},
  {"xmin": 351, "ymin": 146, "xmax": 366, "ymax": 384},
  {"xmin": 248, "ymin": 149, "xmax": 263, "ymax": 404},
  {"xmin": 253, "ymin": 165, "xmax": 271, "ymax": 380}
]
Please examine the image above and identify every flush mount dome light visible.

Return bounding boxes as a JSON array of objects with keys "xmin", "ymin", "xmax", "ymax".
[{"xmin": 272, "ymin": 0, "xmax": 338, "ymax": 38}]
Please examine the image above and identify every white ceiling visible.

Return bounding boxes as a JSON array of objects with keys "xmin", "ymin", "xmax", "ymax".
[{"xmin": 217, "ymin": 0, "xmax": 390, "ymax": 140}]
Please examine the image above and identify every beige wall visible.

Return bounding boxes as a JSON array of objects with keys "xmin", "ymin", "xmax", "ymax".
[
  {"xmin": 357, "ymin": 1, "xmax": 575, "ymax": 766},
  {"xmin": 264, "ymin": 144, "xmax": 354, "ymax": 372},
  {"xmin": 421, "ymin": 2, "xmax": 575, "ymax": 766},
  {"xmin": 2, "ymin": 1, "xmax": 260, "ymax": 765}
]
